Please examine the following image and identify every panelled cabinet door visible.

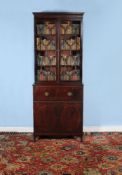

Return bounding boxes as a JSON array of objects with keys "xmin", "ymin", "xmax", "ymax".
[
  {"xmin": 59, "ymin": 103, "xmax": 82, "ymax": 133},
  {"xmin": 34, "ymin": 102, "xmax": 59, "ymax": 133}
]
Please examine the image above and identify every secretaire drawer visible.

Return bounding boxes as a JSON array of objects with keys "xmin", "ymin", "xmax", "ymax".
[{"xmin": 33, "ymin": 85, "xmax": 83, "ymax": 101}]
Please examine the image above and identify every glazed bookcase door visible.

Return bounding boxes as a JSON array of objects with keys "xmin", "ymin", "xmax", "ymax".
[
  {"xmin": 35, "ymin": 20, "xmax": 57, "ymax": 82},
  {"xmin": 59, "ymin": 20, "xmax": 81, "ymax": 81}
]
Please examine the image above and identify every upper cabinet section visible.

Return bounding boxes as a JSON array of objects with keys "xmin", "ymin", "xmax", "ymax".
[{"xmin": 33, "ymin": 12, "xmax": 84, "ymax": 83}]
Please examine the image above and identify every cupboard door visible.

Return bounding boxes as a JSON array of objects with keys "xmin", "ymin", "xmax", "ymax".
[
  {"xmin": 34, "ymin": 102, "xmax": 59, "ymax": 133},
  {"xmin": 59, "ymin": 20, "xmax": 81, "ymax": 82},
  {"xmin": 59, "ymin": 103, "xmax": 82, "ymax": 133}
]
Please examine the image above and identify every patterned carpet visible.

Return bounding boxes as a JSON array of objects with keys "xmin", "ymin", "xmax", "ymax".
[{"xmin": 0, "ymin": 132, "xmax": 122, "ymax": 175}]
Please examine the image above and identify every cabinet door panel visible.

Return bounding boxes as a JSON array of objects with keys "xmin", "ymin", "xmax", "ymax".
[
  {"xmin": 34, "ymin": 102, "xmax": 59, "ymax": 133},
  {"xmin": 59, "ymin": 103, "xmax": 82, "ymax": 133}
]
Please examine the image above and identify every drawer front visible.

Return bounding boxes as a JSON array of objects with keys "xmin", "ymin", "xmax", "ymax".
[{"xmin": 34, "ymin": 86, "xmax": 83, "ymax": 101}]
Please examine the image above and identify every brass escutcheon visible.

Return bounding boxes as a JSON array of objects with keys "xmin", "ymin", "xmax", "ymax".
[
  {"xmin": 44, "ymin": 92, "xmax": 49, "ymax": 96},
  {"xmin": 67, "ymin": 91, "xmax": 73, "ymax": 96}
]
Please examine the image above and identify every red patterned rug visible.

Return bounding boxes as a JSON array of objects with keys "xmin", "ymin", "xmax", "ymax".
[{"xmin": 0, "ymin": 132, "xmax": 122, "ymax": 175}]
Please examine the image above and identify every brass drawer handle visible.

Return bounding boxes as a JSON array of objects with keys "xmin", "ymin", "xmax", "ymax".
[
  {"xmin": 67, "ymin": 91, "xmax": 73, "ymax": 97},
  {"xmin": 44, "ymin": 92, "xmax": 50, "ymax": 96}
]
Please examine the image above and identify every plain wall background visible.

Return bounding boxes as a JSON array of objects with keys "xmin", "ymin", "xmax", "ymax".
[{"xmin": 0, "ymin": 0, "xmax": 122, "ymax": 127}]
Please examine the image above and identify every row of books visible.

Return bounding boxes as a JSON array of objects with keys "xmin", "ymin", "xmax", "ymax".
[
  {"xmin": 61, "ymin": 22, "xmax": 80, "ymax": 35},
  {"xmin": 37, "ymin": 67, "xmax": 80, "ymax": 81},
  {"xmin": 36, "ymin": 38, "xmax": 56, "ymax": 50},
  {"xmin": 37, "ymin": 22, "xmax": 56, "ymax": 35},
  {"xmin": 37, "ymin": 55, "xmax": 56, "ymax": 66},
  {"xmin": 36, "ymin": 37, "xmax": 80, "ymax": 51},
  {"xmin": 60, "ymin": 67, "xmax": 80, "ymax": 81},
  {"xmin": 61, "ymin": 37, "xmax": 80, "ymax": 50},
  {"xmin": 60, "ymin": 55, "xmax": 80, "ymax": 66},
  {"xmin": 37, "ymin": 55, "xmax": 80, "ymax": 66},
  {"xmin": 37, "ymin": 22, "xmax": 80, "ymax": 35},
  {"xmin": 37, "ymin": 68, "xmax": 56, "ymax": 81}
]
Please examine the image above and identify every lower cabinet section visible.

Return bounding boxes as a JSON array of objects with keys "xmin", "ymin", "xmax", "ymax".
[{"xmin": 34, "ymin": 101, "xmax": 83, "ymax": 138}]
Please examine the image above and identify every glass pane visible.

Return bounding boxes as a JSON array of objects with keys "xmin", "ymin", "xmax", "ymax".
[
  {"xmin": 36, "ymin": 21, "xmax": 56, "ymax": 82},
  {"xmin": 37, "ymin": 21, "xmax": 56, "ymax": 35},
  {"xmin": 60, "ymin": 21, "xmax": 80, "ymax": 35},
  {"xmin": 60, "ymin": 51, "xmax": 80, "ymax": 66},
  {"xmin": 60, "ymin": 66, "xmax": 80, "ymax": 81},
  {"xmin": 36, "ymin": 36, "xmax": 56, "ymax": 51},
  {"xmin": 37, "ymin": 67, "xmax": 56, "ymax": 81},
  {"xmin": 37, "ymin": 51, "xmax": 56, "ymax": 66},
  {"xmin": 60, "ymin": 21, "xmax": 81, "ymax": 81}
]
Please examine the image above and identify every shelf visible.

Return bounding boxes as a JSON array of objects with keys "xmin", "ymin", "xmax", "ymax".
[
  {"xmin": 60, "ymin": 65, "xmax": 80, "ymax": 66},
  {"xmin": 36, "ymin": 34, "xmax": 56, "ymax": 38},
  {"xmin": 36, "ymin": 49, "xmax": 56, "ymax": 51},
  {"xmin": 60, "ymin": 80, "xmax": 80, "ymax": 82},
  {"xmin": 37, "ymin": 50, "xmax": 80, "ymax": 52},
  {"xmin": 36, "ymin": 50, "xmax": 56, "ymax": 54},
  {"xmin": 36, "ymin": 80, "xmax": 56, "ymax": 82},
  {"xmin": 60, "ymin": 50, "xmax": 80, "ymax": 51},
  {"xmin": 37, "ymin": 65, "xmax": 56, "ymax": 67},
  {"xmin": 60, "ymin": 34, "xmax": 80, "ymax": 37},
  {"xmin": 36, "ymin": 48, "xmax": 81, "ymax": 51}
]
